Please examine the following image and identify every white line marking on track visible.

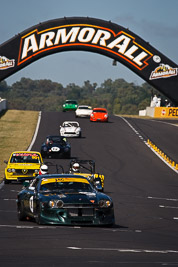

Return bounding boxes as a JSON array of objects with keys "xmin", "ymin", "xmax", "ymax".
[
  {"xmin": 0, "ymin": 224, "xmax": 80, "ymax": 229},
  {"xmin": 118, "ymin": 116, "xmax": 178, "ymax": 174},
  {"xmin": 0, "ymin": 224, "xmax": 60, "ymax": 229},
  {"xmin": 68, "ymin": 247, "xmax": 81, "ymax": 250},
  {"xmin": 27, "ymin": 111, "xmax": 41, "ymax": 151},
  {"xmin": 159, "ymin": 205, "xmax": 178, "ymax": 209},
  {"xmin": 0, "ymin": 181, "xmax": 4, "ymax": 189},
  {"xmin": 16, "ymin": 226, "xmax": 34, "ymax": 229},
  {"xmin": 3, "ymin": 199, "xmax": 16, "ymax": 201},
  {"xmin": 148, "ymin": 196, "xmax": 178, "ymax": 202},
  {"xmin": 0, "ymin": 224, "xmax": 141, "ymax": 232},
  {"xmin": 67, "ymin": 247, "xmax": 178, "ymax": 254},
  {"xmin": 150, "ymin": 119, "xmax": 178, "ymax": 128},
  {"xmin": 0, "ymin": 224, "xmax": 35, "ymax": 229},
  {"xmin": 103, "ymin": 228, "xmax": 142, "ymax": 233},
  {"xmin": 89, "ymin": 262, "xmax": 178, "ymax": 265}
]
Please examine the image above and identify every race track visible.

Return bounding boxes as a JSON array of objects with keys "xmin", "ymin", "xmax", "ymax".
[{"xmin": 0, "ymin": 112, "xmax": 178, "ymax": 267}]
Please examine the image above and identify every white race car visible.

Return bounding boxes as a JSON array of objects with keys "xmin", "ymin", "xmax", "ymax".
[
  {"xmin": 60, "ymin": 121, "xmax": 82, "ymax": 138},
  {"xmin": 75, "ymin": 105, "xmax": 92, "ymax": 117}
]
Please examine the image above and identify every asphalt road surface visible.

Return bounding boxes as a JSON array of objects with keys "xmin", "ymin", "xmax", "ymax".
[{"xmin": 0, "ymin": 112, "xmax": 178, "ymax": 267}]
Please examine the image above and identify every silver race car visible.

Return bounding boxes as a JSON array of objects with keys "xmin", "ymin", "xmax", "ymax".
[{"xmin": 75, "ymin": 105, "xmax": 92, "ymax": 118}]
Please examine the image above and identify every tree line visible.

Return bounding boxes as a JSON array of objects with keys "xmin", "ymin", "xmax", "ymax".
[{"xmin": 0, "ymin": 77, "xmax": 163, "ymax": 114}]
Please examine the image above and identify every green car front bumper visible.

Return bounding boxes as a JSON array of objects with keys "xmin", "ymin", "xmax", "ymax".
[
  {"xmin": 37, "ymin": 206, "xmax": 115, "ymax": 226},
  {"xmin": 63, "ymin": 104, "xmax": 78, "ymax": 111}
]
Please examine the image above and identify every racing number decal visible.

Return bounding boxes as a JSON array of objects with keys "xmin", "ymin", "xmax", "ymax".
[
  {"xmin": 32, "ymin": 156, "xmax": 39, "ymax": 159},
  {"xmin": 29, "ymin": 196, "xmax": 34, "ymax": 213},
  {"xmin": 56, "ymin": 178, "xmax": 64, "ymax": 182}
]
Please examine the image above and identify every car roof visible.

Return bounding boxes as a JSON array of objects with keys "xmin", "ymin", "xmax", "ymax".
[
  {"xmin": 78, "ymin": 105, "xmax": 91, "ymax": 108},
  {"xmin": 93, "ymin": 108, "xmax": 107, "ymax": 111},
  {"xmin": 11, "ymin": 151, "xmax": 41, "ymax": 155},
  {"xmin": 63, "ymin": 121, "xmax": 79, "ymax": 124}
]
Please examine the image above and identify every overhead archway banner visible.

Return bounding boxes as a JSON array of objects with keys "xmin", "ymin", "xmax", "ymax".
[{"xmin": 0, "ymin": 17, "xmax": 178, "ymax": 104}]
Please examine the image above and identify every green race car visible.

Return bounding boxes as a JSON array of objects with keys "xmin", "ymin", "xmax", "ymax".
[
  {"xmin": 17, "ymin": 174, "xmax": 115, "ymax": 226},
  {"xmin": 62, "ymin": 100, "xmax": 78, "ymax": 112}
]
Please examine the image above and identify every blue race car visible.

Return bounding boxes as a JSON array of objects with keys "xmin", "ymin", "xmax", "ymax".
[{"xmin": 41, "ymin": 135, "xmax": 71, "ymax": 159}]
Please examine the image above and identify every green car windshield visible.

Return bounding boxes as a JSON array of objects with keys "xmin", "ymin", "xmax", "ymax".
[
  {"xmin": 40, "ymin": 181, "xmax": 92, "ymax": 192},
  {"xmin": 65, "ymin": 101, "xmax": 77, "ymax": 105}
]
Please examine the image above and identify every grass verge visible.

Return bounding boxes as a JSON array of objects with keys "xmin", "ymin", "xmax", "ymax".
[{"xmin": 0, "ymin": 110, "xmax": 39, "ymax": 182}]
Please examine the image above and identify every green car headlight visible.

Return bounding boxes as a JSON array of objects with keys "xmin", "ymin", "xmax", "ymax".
[
  {"xmin": 56, "ymin": 200, "xmax": 64, "ymax": 208},
  {"xmin": 49, "ymin": 200, "xmax": 64, "ymax": 208},
  {"xmin": 49, "ymin": 200, "xmax": 55, "ymax": 208},
  {"xmin": 99, "ymin": 199, "xmax": 111, "ymax": 208}
]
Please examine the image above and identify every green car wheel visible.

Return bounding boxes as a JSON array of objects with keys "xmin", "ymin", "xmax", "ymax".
[
  {"xmin": 35, "ymin": 208, "xmax": 42, "ymax": 225},
  {"xmin": 17, "ymin": 203, "xmax": 26, "ymax": 221}
]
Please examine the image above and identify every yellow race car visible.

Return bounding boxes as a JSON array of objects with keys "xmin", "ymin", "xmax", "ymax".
[
  {"xmin": 4, "ymin": 151, "xmax": 43, "ymax": 184},
  {"xmin": 69, "ymin": 159, "xmax": 104, "ymax": 192}
]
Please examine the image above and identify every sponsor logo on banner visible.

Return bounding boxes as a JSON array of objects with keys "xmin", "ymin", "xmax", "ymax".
[
  {"xmin": 0, "ymin": 56, "xmax": 15, "ymax": 70},
  {"xmin": 150, "ymin": 64, "xmax": 178, "ymax": 80},
  {"xmin": 154, "ymin": 107, "xmax": 178, "ymax": 118},
  {"xmin": 161, "ymin": 109, "xmax": 166, "ymax": 116},
  {"xmin": 18, "ymin": 24, "xmax": 153, "ymax": 70},
  {"xmin": 153, "ymin": 55, "xmax": 161, "ymax": 63},
  {"xmin": 168, "ymin": 108, "xmax": 178, "ymax": 117}
]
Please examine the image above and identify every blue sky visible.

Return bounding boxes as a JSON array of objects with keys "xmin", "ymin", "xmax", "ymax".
[{"xmin": 1, "ymin": 0, "xmax": 178, "ymax": 87}]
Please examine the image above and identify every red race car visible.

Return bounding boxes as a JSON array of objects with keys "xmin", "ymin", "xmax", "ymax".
[{"xmin": 90, "ymin": 108, "xmax": 108, "ymax": 122}]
